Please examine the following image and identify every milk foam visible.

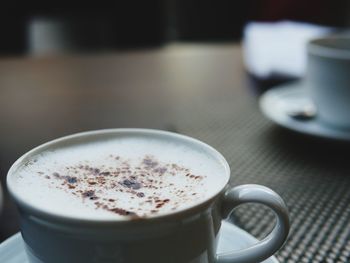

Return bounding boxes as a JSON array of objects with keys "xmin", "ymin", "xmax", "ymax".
[{"xmin": 9, "ymin": 133, "xmax": 228, "ymax": 220}]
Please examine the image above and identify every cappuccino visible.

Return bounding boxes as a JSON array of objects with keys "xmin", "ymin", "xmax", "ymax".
[{"xmin": 9, "ymin": 133, "xmax": 227, "ymax": 220}]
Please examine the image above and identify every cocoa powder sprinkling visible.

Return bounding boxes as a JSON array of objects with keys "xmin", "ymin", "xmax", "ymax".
[{"xmin": 38, "ymin": 155, "xmax": 205, "ymax": 218}]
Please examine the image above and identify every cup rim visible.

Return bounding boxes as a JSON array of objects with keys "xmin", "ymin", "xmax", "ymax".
[
  {"xmin": 7, "ymin": 128, "xmax": 230, "ymax": 225},
  {"xmin": 308, "ymin": 36, "xmax": 350, "ymax": 59}
]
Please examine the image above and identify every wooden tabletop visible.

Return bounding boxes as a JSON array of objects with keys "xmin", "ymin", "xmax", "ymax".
[
  {"xmin": 0, "ymin": 43, "xmax": 245, "ymax": 240},
  {"xmin": 1, "ymin": 43, "xmax": 350, "ymax": 263}
]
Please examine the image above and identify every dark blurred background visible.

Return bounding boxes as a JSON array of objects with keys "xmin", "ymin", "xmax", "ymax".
[{"xmin": 0, "ymin": 0, "xmax": 349, "ymax": 56}]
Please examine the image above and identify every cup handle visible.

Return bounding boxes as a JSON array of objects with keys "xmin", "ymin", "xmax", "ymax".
[{"xmin": 216, "ymin": 184, "xmax": 290, "ymax": 263}]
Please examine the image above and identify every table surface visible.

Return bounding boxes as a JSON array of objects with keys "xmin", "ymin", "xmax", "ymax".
[{"xmin": 1, "ymin": 43, "xmax": 350, "ymax": 262}]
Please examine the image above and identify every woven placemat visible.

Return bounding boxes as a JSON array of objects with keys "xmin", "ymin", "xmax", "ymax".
[
  {"xmin": 168, "ymin": 89, "xmax": 350, "ymax": 262},
  {"xmin": 1, "ymin": 45, "xmax": 349, "ymax": 262}
]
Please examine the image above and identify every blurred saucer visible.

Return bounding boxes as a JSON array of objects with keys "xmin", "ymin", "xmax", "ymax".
[
  {"xmin": 260, "ymin": 82, "xmax": 350, "ymax": 141},
  {"xmin": 0, "ymin": 221, "xmax": 279, "ymax": 263}
]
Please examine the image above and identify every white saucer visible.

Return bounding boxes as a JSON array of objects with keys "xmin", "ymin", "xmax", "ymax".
[
  {"xmin": 260, "ymin": 82, "xmax": 350, "ymax": 141},
  {"xmin": 0, "ymin": 221, "xmax": 279, "ymax": 263}
]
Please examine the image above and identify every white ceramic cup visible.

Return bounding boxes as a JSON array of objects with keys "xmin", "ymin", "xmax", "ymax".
[
  {"xmin": 307, "ymin": 36, "xmax": 350, "ymax": 129},
  {"xmin": 7, "ymin": 129, "xmax": 290, "ymax": 263}
]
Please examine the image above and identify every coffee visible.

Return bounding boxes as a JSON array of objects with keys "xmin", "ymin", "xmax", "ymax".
[{"xmin": 9, "ymin": 134, "xmax": 227, "ymax": 220}]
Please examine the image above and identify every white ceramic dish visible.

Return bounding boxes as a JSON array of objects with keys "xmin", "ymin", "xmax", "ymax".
[
  {"xmin": 260, "ymin": 82, "xmax": 350, "ymax": 141},
  {"xmin": 0, "ymin": 221, "xmax": 278, "ymax": 263}
]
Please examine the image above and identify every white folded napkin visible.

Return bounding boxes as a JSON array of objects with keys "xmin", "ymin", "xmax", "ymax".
[{"xmin": 243, "ymin": 21, "xmax": 332, "ymax": 78}]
